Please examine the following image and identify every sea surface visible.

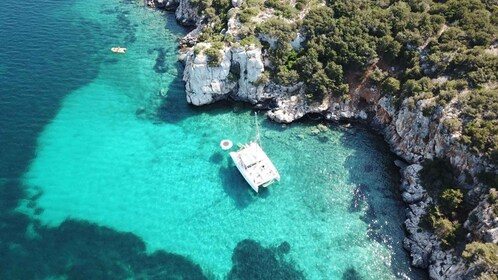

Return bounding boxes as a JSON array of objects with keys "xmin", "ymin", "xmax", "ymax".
[{"xmin": 0, "ymin": 0, "xmax": 425, "ymax": 279}]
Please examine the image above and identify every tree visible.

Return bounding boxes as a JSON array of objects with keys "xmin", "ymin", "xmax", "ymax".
[
  {"xmin": 440, "ymin": 188, "xmax": 464, "ymax": 214},
  {"xmin": 204, "ymin": 48, "xmax": 223, "ymax": 67},
  {"xmin": 433, "ymin": 217, "xmax": 458, "ymax": 246},
  {"xmin": 462, "ymin": 242, "xmax": 498, "ymax": 273},
  {"xmin": 382, "ymin": 77, "xmax": 401, "ymax": 95}
]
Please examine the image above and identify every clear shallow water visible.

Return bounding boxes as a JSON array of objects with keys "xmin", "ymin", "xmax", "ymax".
[{"xmin": 0, "ymin": 0, "xmax": 424, "ymax": 279}]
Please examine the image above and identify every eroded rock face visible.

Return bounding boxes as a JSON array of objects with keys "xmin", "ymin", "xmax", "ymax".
[
  {"xmin": 183, "ymin": 44, "xmax": 233, "ymax": 105},
  {"xmin": 183, "ymin": 44, "xmax": 266, "ymax": 105},
  {"xmin": 379, "ymin": 98, "xmax": 483, "ymax": 174},
  {"xmin": 400, "ymin": 164, "xmax": 437, "ymax": 269},
  {"xmin": 464, "ymin": 189, "xmax": 498, "ymax": 244},
  {"xmin": 175, "ymin": 0, "xmax": 199, "ymax": 26},
  {"xmin": 231, "ymin": 46, "xmax": 266, "ymax": 102},
  {"xmin": 151, "ymin": 0, "xmax": 179, "ymax": 10}
]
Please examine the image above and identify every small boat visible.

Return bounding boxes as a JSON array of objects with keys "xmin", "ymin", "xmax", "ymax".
[
  {"xmin": 229, "ymin": 114, "xmax": 280, "ymax": 192},
  {"xmin": 111, "ymin": 47, "xmax": 127, "ymax": 54}
]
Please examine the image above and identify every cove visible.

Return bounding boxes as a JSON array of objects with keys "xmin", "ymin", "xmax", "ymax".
[{"xmin": 3, "ymin": 0, "xmax": 424, "ymax": 279}]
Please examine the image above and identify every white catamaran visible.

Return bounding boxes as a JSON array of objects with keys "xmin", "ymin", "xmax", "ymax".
[{"xmin": 229, "ymin": 114, "xmax": 280, "ymax": 192}]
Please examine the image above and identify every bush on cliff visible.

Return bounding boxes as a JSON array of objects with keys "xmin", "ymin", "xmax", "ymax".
[
  {"xmin": 256, "ymin": 18, "xmax": 296, "ymax": 43},
  {"xmin": 381, "ymin": 77, "xmax": 401, "ymax": 95},
  {"xmin": 440, "ymin": 188, "xmax": 464, "ymax": 214},
  {"xmin": 460, "ymin": 89, "xmax": 498, "ymax": 165},
  {"xmin": 462, "ymin": 242, "xmax": 498, "ymax": 276},
  {"xmin": 205, "ymin": 47, "xmax": 223, "ymax": 67},
  {"xmin": 264, "ymin": 0, "xmax": 297, "ymax": 19},
  {"xmin": 443, "ymin": 118, "xmax": 462, "ymax": 133},
  {"xmin": 239, "ymin": 8, "xmax": 258, "ymax": 24},
  {"xmin": 193, "ymin": 0, "xmax": 231, "ymax": 39},
  {"xmin": 425, "ymin": 206, "xmax": 460, "ymax": 246}
]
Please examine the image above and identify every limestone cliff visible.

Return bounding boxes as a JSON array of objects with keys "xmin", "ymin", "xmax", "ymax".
[{"xmin": 182, "ymin": 43, "xmax": 268, "ymax": 105}]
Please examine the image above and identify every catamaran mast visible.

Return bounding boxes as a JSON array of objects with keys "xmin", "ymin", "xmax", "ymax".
[{"xmin": 254, "ymin": 112, "xmax": 261, "ymax": 144}]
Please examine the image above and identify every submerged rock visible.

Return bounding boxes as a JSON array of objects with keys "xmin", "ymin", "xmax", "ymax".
[{"xmin": 228, "ymin": 239, "xmax": 304, "ymax": 280}]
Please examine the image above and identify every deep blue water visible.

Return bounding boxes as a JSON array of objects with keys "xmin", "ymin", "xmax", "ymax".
[
  {"xmin": 0, "ymin": 0, "xmax": 98, "ymax": 178},
  {"xmin": 0, "ymin": 0, "xmax": 426, "ymax": 279}
]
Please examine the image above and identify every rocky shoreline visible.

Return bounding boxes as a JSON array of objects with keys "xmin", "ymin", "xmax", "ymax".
[{"xmin": 149, "ymin": 0, "xmax": 497, "ymax": 278}]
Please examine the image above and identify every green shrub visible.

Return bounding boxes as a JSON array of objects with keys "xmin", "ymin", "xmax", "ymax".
[
  {"xmin": 244, "ymin": 0, "xmax": 264, "ymax": 8},
  {"xmin": 426, "ymin": 206, "xmax": 459, "ymax": 246},
  {"xmin": 237, "ymin": 25, "xmax": 257, "ymax": 40},
  {"xmin": 422, "ymin": 100, "xmax": 437, "ymax": 117},
  {"xmin": 256, "ymin": 18, "xmax": 296, "ymax": 43},
  {"xmin": 402, "ymin": 80, "xmax": 422, "ymax": 96},
  {"xmin": 369, "ymin": 67, "xmax": 388, "ymax": 83},
  {"xmin": 433, "ymin": 217, "xmax": 459, "ymax": 246},
  {"xmin": 204, "ymin": 48, "xmax": 223, "ymax": 67},
  {"xmin": 239, "ymin": 35, "xmax": 262, "ymax": 47},
  {"xmin": 462, "ymin": 242, "xmax": 498, "ymax": 272},
  {"xmin": 264, "ymin": 0, "xmax": 297, "ymax": 18},
  {"xmin": 382, "ymin": 77, "xmax": 401, "ymax": 95},
  {"xmin": 488, "ymin": 189, "xmax": 497, "ymax": 204},
  {"xmin": 459, "ymin": 89, "xmax": 498, "ymax": 164},
  {"xmin": 211, "ymin": 41, "xmax": 224, "ymax": 50},
  {"xmin": 193, "ymin": 47, "xmax": 202, "ymax": 56},
  {"xmin": 295, "ymin": 0, "xmax": 307, "ymax": 11},
  {"xmin": 449, "ymin": 49, "xmax": 497, "ymax": 87},
  {"xmin": 443, "ymin": 118, "xmax": 462, "ymax": 133},
  {"xmin": 239, "ymin": 8, "xmax": 258, "ymax": 23},
  {"xmin": 436, "ymin": 90, "xmax": 457, "ymax": 106},
  {"xmin": 446, "ymin": 79, "xmax": 468, "ymax": 91},
  {"xmin": 255, "ymin": 72, "xmax": 270, "ymax": 85},
  {"xmin": 275, "ymin": 66, "xmax": 299, "ymax": 86},
  {"xmin": 406, "ymin": 97, "xmax": 416, "ymax": 110},
  {"xmin": 440, "ymin": 188, "xmax": 464, "ymax": 214},
  {"xmin": 418, "ymin": 77, "xmax": 434, "ymax": 92}
]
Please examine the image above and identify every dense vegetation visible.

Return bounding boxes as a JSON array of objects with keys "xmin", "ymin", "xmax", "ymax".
[
  {"xmin": 196, "ymin": 0, "xmax": 497, "ymax": 164},
  {"xmin": 195, "ymin": 0, "xmax": 497, "ymax": 163},
  {"xmin": 460, "ymin": 89, "xmax": 498, "ymax": 164},
  {"xmin": 462, "ymin": 242, "xmax": 498, "ymax": 278}
]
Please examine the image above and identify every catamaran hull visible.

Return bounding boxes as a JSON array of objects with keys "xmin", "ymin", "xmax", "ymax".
[{"xmin": 230, "ymin": 152, "xmax": 260, "ymax": 192}]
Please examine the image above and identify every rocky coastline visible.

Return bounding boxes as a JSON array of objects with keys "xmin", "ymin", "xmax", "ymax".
[{"xmin": 149, "ymin": 0, "xmax": 497, "ymax": 278}]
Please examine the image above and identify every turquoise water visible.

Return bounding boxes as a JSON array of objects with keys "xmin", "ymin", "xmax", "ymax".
[{"xmin": 1, "ymin": 0, "xmax": 424, "ymax": 279}]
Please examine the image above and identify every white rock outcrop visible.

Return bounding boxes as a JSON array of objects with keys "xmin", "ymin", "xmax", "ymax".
[{"xmin": 183, "ymin": 44, "xmax": 267, "ymax": 105}]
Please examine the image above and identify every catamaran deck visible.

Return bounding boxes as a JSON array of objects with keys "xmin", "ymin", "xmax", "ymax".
[{"xmin": 230, "ymin": 142, "xmax": 280, "ymax": 192}]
